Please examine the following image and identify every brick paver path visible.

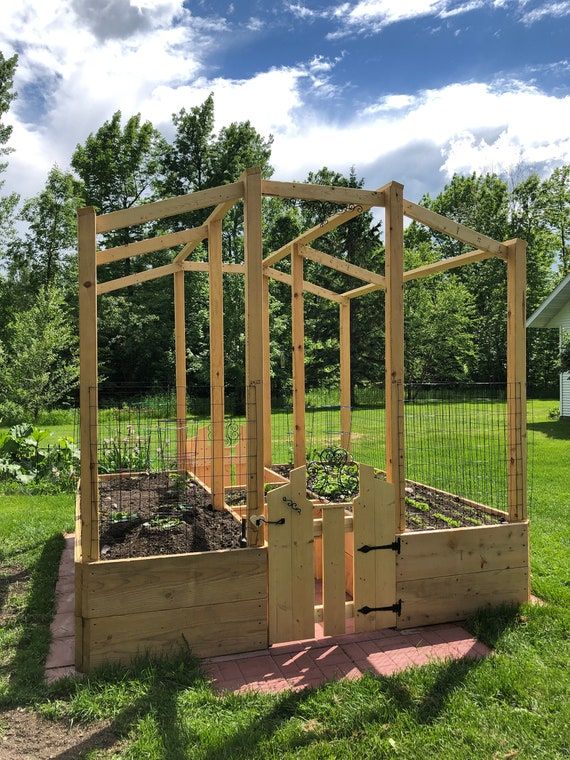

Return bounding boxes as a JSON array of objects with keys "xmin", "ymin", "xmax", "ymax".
[{"xmin": 46, "ymin": 535, "xmax": 491, "ymax": 691}]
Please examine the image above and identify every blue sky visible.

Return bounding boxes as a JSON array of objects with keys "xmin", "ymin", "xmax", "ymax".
[{"xmin": 1, "ymin": 0, "xmax": 569, "ymax": 202}]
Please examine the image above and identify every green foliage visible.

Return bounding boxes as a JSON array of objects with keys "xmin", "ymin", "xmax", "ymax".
[
  {"xmin": 0, "ymin": 287, "xmax": 78, "ymax": 420},
  {"xmin": 5, "ymin": 166, "xmax": 84, "ymax": 295},
  {"xmin": 0, "ymin": 423, "xmax": 79, "ymax": 490},
  {"xmin": 98, "ymin": 427, "xmax": 152, "ymax": 473},
  {"xmin": 307, "ymin": 445, "xmax": 359, "ymax": 501}
]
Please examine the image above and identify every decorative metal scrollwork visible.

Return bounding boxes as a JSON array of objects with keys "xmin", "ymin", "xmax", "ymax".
[{"xmin": 307, "ymin": 445, "xmax": 358, "ymax": 500}]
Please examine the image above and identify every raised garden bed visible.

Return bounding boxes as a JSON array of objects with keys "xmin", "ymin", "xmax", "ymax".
[{"xmin": 99, "ymin": 473, "xmax": 242, "ymax": 560}]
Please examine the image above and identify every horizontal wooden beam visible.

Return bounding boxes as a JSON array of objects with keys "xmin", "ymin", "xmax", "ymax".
[
  {"xmin": 181, "ymin": 261, "xmax": 245, "ymax": 274},
  {"xmin": 97, "ymin": 225, "xmax": 208, "ymax": 266},
  {"xmin": 96, "ymin": 182, "xmax": 244, "ymax": 234},
  {"xmin": 403, "ymin": 199, "xmax": 507, "ymax": 256},
  {"xmin": 97, "ymin": 262, "xmax": 180, "ymax": 295},
  {"xmin": 262, "ymin": 180, "xmax": 385, "ymax": 207},
  {"xmin": 403, "ymin": 247, "xmax": 506, "ymax": 283},
  {"xmin": 343, "ymin": 282, "xmax": 382, "ymax": 300},
  {"xmin": 265, "ymin": 266, "xmax": 345, "ymax": 303},
  {"xmin": 301, "ymin": 245, "xmax": 386, "ymax": 287}
]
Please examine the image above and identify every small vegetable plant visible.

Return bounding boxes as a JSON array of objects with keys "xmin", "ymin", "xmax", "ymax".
[{"xmin": 307, "ymin": 446, "xmax": 359, "ymax": 501}]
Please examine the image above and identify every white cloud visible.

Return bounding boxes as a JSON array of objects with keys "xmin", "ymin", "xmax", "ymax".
[
  {"xmin": 519, "ymin": 1, "xmax": 570, "ymax": 23},
  {"xmin": 269, "ymin": 80, "xmax": 570, "ymax": 198},
  {"xmin": 2, "ymin": 1, "xmax": 569, "ymax": 208}
]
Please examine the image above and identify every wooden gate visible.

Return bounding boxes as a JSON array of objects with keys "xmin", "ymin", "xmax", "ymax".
[{"xmin": 267, "ymin": 464, "xmax": 398, "ymax": 645}]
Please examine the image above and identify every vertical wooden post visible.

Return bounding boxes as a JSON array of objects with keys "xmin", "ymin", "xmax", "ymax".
[
  {"xmin": 292, "ymin": 242, "xmax": 306, "ymax": 468},
  {"xmin": 340, "ymin": 298, "xmax": 351, "ymax": 451},
  {"xmin": 243, "ymin": 168, "xmax": 265, "ymax": 545},
  {"xmin": 209, "ymin": 220, "xmax": 225, "ymax": 509},
  {"xmin": 174, "ymin": 268, "xmax": 187, "ymax": 471},
  {"xmin": 262, "ymin": 273, "xmax": 272, "ymax": 466},
  {"xmin": 506, "ymin": 238, "xmax": 527, "ymax": 523},
  {"xmin": 78, "ymin": 207, "xmax": 99, "ymax": 562},
  {"xmin": 384, "ymin": 182, "xmax": 406, "ymax": 534}
]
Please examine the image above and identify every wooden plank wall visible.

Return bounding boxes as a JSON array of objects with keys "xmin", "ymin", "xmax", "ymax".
[
  {"xmin": 396, "ymin": 522, "xmax": 529, "ymax": 627},
  {"xmin": 79, "ymin": 548, "xmax": 268, "ymax": 670}
]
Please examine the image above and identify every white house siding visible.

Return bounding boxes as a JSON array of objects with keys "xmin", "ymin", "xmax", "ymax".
[{"xmin": 558, "ymin": 300, "xmax": 570, "ymax": 417}]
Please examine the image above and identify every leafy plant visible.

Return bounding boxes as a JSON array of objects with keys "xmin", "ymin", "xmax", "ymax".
[
  {"xmin": 99, "ymin": 428, "xmax": 151, "ymax": 473},
  {"xmin": 109, "ymin": 511, "xmax": 138, "ymax": 523},
  {"xmin": 142, "ymin": 516, "xmax": 182, "ymax": 532},
  {"xmin": 307, "ymin": 446, "xmax": 359, "ymax": 501},
  {"xmin": 405, "ymin": 497, "xmax": 430, "ymax": 512},
  {"xmin": 0, "ymin": 423, "xmax": 79, "ymax": 490}
]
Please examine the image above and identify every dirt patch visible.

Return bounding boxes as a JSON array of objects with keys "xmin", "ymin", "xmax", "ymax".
[
  {"xmin": 0, "ymin": 708, "xmax": 120, "ymax": 760},
  {"xmin": 268, "ymin": 464, "xmax": 503, "ymax": 531},
  {"xmin": 99, "ymin": 473, "xmax": 243, "ymax": 560}
]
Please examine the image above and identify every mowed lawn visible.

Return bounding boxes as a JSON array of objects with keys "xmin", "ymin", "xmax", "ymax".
[{"xmin": 0, "ymin": 400, "xmax": 568, "ymax": 759}]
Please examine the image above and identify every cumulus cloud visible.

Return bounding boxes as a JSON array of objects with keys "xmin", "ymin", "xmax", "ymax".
[
  {"xmin": 1, "ymin": 1, "xmax": 570, "ymax": 206},
  {"xmin": 269, "ymin": 80, "xmax": 570, "ymax": 198}
]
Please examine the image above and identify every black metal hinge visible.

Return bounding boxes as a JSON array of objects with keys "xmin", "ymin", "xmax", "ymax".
[
  {"xmin": 358, "ymin": 600, "xmax": 402, "ymax": 616},
  {"xmin": 358, "ymin": 537, "xmax": 401, "ymax": 554}
]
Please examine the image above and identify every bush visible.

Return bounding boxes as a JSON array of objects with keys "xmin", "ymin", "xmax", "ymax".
[{"xmin": 0, "ymin": 423, "xmax": 79, "ymax": 491}]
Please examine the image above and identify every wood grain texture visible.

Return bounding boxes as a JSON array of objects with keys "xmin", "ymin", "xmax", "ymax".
[
  {"xmin": 265, "ymin": 266, "xmax": 344, "ymax": 303},
  {"xmin": 82, "ymin": 548, "xmax": 267, "ymax": 618},
  {"xmin": 340, "ymin": 300, "xmax": 351, "ymax": 451},
  {"xmin": 396, "ymin": 523, "xmax": 529, "ymax": 582},
  {"xmin": 174, "ymin": 269, "xmax": 187, "ymax": 470},
  {"xmin": 208, "ymin": 219, "xmax": 225, "ymax": 508},
  {"xmin": 97, "ymin": 225, "xmax": 208, "ymax": 266},
  {"xmin": 292, "ymin": 244, "xmax": 306, "ymax": 468},
  {"xmin": 397, "ymin": 566, "xmax": 529, "ymax": 628},
  {"xmin": 78, "ymin": 207, "xmax": 99, "ymax": 562},
  {"xmin": 353, "ymin": 465, "xmax": 397, "ymax": 632},
  {"xmin": 506, "ymin": 238, "xmax": 528, "ymax": 522},
  {"xmin": 385, "ymin": 182, "xmax": 406, "ymax": 532},
  {"xmin": 403, "ymin": 199, "xmax": 507, "ymax": 255},
  {"xmin": 267, "ymin": 468, "xmax": 314, "ymax": 644},
  {"xmin": 301, "ymin": 245, "xmax": 386, "ymax": 286},
  {"xmin": 262, "ymin": 180, "xmax": 385, "ymax": 207},
  {"xmin": 97, "ymin": 181, "xmax": 243, "ymax": 233},
  {"xmin": 84, "ymin": 598, "xmax": 267, "ymax": 667},
  {"xmin": 243, "ymin": 168, "xmax": 265, "ymax": 544},
  {"xmin": 322, "ymin": 506, "xmax": 346, "ymax": 635}
]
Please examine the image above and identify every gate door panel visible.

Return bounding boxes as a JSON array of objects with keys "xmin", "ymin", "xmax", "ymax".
[
  {"xmin": 353, "ymin": 465, "xmax": 398, "ymax": 632},
  {"xmin": 267, "ymin": 467, "xmax": 314, "ymax": 644}
]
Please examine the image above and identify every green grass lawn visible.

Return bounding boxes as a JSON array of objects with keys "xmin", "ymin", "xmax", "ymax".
[{"xmin": 0, "ymin": 401, "xmax": 568, "ymax": 758}]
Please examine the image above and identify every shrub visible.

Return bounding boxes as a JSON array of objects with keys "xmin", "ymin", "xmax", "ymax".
[{"xmin": 0, "ymin": 423, "xmax": 79, "ymax": 491}]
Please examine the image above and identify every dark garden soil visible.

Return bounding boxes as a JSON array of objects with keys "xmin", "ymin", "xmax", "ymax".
[
  {"xmin": 99, "ymin": 473, "xmax": 242, "ymax": 560},
  {"xmin": 265, "ymin": 464, "xmax": 504, "ymax": 531}
]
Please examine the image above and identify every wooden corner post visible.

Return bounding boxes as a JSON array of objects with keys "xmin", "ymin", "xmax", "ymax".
[
  {"xmin": 506, "ymin": 238, "xmax": 527, "ymax": 523},
  {"xmin": 384, "ymin": 182, "xmax": 406, "ymax": 534},
  {"xmin": 243, "ymin": 168, "xmax": 265, "ymax": 545},
  {"xmin": 209, "ymin": 219, "xmax": 225, "ymax": 509},
  {"xmin": 292, "ymin": 242, "xmax": 306, "ymax": 468},
  {"xmin": 78, "ymin": 207, "xmax": 99, "ymax": 562},
  {"xmin": 340, "ymin": 298, "xmax": 351, "ymax": 451},
  {"xmin": 262, "ymin": 272, "xmax": 272, "ymax": 466},
  {"xmin": 174, "ymin": 268, "xmax": 187, "ymax": 471}
]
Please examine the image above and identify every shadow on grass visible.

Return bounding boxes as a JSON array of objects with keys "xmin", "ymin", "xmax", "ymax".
[
  {"xmin": 528, "ymin": 419, "xmax": 570, "ymax": 440},
  {"xmin": 0, "ymin": 532, "xmax": 64, "ymax": 708}
]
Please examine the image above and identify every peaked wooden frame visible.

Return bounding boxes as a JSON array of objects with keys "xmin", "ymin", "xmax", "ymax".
[{"xmin": 78, "ymin": 169, "xmax": 527, "ymax": 563}]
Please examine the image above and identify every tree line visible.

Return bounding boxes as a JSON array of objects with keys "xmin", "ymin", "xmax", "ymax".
[{"xmin": 0, "ymin": 51, "xmax": 567, "ymax": 420}]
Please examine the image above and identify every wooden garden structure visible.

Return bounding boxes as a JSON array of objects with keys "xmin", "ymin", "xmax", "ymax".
[{"xmin": 75, "ymin": 168, "xmax": 529, "ymax": 670}]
